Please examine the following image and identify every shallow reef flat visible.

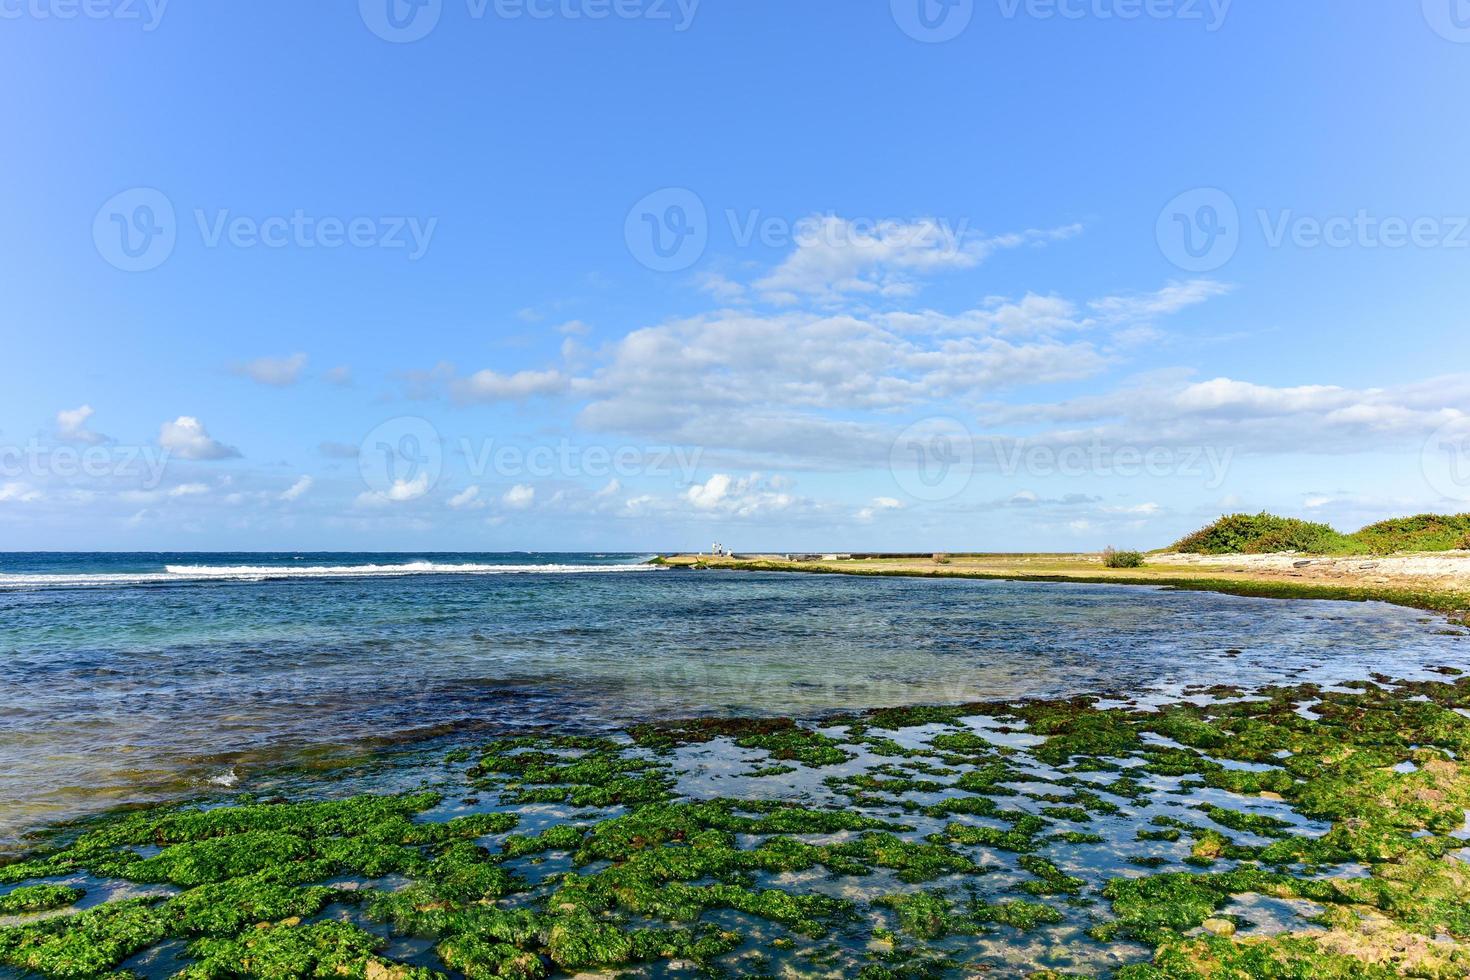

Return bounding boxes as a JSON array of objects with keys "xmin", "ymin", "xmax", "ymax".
[{"xmin": 5, "ymin": 674, "xmax": 1470, "ymax": 978}]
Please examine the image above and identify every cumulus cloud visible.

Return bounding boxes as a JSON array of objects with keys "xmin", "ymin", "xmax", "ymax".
[
  {"xmin": 1087, "ymin": 280, "xmax": 1234, "ymax": 321},
  {"xmin": 754, "ymin": 216, "xmax": 1081, "ymax": 303},
  {"xmin": 168, "ymin": 483, "xmax": 209, "ymax": 497},
  {"xmin": 502, "ymin": 484, "xmax": 536, "ymax": 509},
  {"xmin": 279, "ymin": 476, "xmax": 313, "ymax": 502},
  {"xmin": 448, "ymin": 485, "xmax": 483, "ymax": 509},
  {"xmin": 856, "ymin": 496, "xmax": 905, "ymax": 522},
  {"xmin": 621, "ymin": 473, "xmax": 812, "ymax": 523},
  {"xmin": 356, "ymin": 473, "xmax": 431, "ymax": 507},
  {"xmin": 569, "ymin": 306, "xmax": 1112, "ymax": 468},
  {"xmin": 323, "ymin": 365, "xmax": 353, "ymax": 386},
  {"xmin": 235, "ymin": 353, "xmax": 308, "ymax": 387},
  {"xmin": 158, "ymin": 417, "xmax": 240, "ymax": 460},
  {"xmin": 450, "ymin": 369, "xmax": 568, "ymax": 404},
  {"xmin": 983, "ymin": 374, "xmax": 1470, "ymax": 457},
  {"xmin": 685, "ymin": 473, "xmax": 794, "ymax": 516},
  {"xmin": 56, "ymin": 405, "xmax": 108, "ymax": 445}
]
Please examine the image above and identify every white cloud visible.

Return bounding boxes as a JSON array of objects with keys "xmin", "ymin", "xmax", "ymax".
[
  {"xmin": 323, "ymin": 365, "xmax": 353, "ymax": 386},
  {"xmin": 451, "ymin": 369, "xmax": 568, "ymax": 403},
  {"xmin": 855, "ymin": 496, "xmax": 905, "ymax": 522},
  {"xmin": 754, "ymin": 217, "xmax": 1080, "ymax": 303},
  {"xmin": 595, "ymin": 479, "xmax": 621, "ymax": 498},
  {"xmin": 984, "ymin": 373, "xmax": 1470, "ymax": 458},
  {"xmin": 236, "ymin": 353, "xmax": 308, "ymax": 387},
  {"xmin": 56, "ymin": 405, "xmax": 108, "ymax": 444},
  {"xmin": 1087, "ymin": 280, "xmax": 1234, "ymax": 321},
  {"xmin": 697, "ymin": 272, "xmax": 746, "ymax": 302},
  {"xmin": 356, "ymin": 474, "xmax": 430, "ymax": 507},
  {"xmin": 678, "ymin": 473, "xmax": 795, "ymax": 517},
  {"xmin": 1103, "ymin": 502, "xmax": 1161, "ymax": 516},
  {"xmin": 687, "ymin": 474, "xmax": 732, "ymax": 510},
  {"xmin": 158, "ymin": 417, "xmax": 240, "ymax": 460},
  {"xmin": 388, "ymin": 475, "xmax": 430, "ymax": 501},
  {"xmin": 503, "ymin": 484, "xmax": 536, "ymax": 509},
  {"xmin": 168, "ymin": 483, "xmax": 210, "ymax": 497},
  {"xmin": 279, "ymin": 476, "xmax": 313, "ymax": 502},
  {"xmin": 448, "ymin": 485, "xmax": 483, "ymax": 509},
  {"xmin": 0, "ymin": 482, "xmax": 42, "ymax": 503}
]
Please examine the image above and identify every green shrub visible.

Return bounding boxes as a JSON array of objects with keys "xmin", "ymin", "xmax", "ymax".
[
  {"xmin": 1103, "ymin": 548, "xmax": 1146, "ymax": 569},
  {"xmin": 1173, "ymin": 512, "xmax": 1470, "ymax": 556},
  {"xmin": 1348, "ymin": 514, "xmax": 1470, "ymax": 554},
  {"xmin": 1172, "ymin": 514, "xmax": 1346, "ymax": 555}
]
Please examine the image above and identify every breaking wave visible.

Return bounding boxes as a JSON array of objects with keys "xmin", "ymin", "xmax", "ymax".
[{"xmin": 0, "ymin": 562, "xmax": 660, "ymax": 590}]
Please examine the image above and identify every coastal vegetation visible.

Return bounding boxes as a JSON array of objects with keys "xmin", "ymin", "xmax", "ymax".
[
  {"xmin": 1172, "ymin": 512, "xmax": 1470, "ymax": 556},
  {"xmin": 6, "ymin": 673, "xmax": 1470, "ymax": 977},
  {"xmin": 1102, "ymin": 548, "xmax": 1146, "ymax": 569}
]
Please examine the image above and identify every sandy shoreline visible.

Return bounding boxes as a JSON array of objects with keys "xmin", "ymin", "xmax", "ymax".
[{"xmin": 657, "ymin": 551, "xmax": 1470, "ymax": 620}]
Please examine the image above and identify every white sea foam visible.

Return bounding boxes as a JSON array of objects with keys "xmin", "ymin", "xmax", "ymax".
[{"xmin": 0, "ymin": 562, "xmax": 660, "ymax": 589}]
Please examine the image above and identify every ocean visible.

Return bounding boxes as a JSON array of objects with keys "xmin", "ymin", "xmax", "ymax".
[{"xmin": 2, "ymin": 552, "xmax": 1468, "ymax": 848}]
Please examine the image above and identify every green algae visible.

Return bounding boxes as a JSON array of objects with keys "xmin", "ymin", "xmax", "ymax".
[
  {"xmin": 177, "ymin": 920, "xmax": 412, "ymax": 979},
  {"xmin": 6, "ymin": 675, "xmax": 1470, "ymax": 977},
  {"xmin": 0, "ymin": 884, "xmax": 84, "ymax": 916},
  {"xmin": 0, "ymin": 898, "xmax": 165, "ymax": 977}
]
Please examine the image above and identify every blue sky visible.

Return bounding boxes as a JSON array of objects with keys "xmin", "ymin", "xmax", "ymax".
[{"xmin": 2, "ymin": 0, "xmax": 1469, "ymax": 552}]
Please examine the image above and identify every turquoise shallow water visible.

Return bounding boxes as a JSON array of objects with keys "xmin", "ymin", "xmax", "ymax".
[{"xmin": 2, "ymin": 552, "xmax": 1469, "ymax": 849}]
